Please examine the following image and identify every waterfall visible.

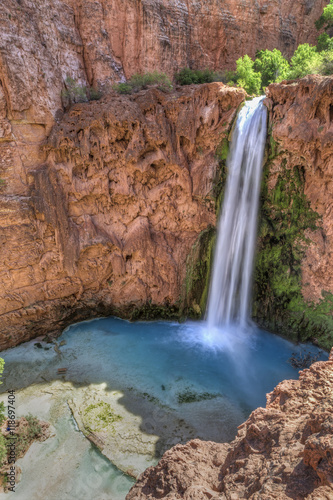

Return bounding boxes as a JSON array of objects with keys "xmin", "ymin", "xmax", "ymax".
[{"xmin": 207, "ymin": 96, "xmax": 267, "ymax": 328}]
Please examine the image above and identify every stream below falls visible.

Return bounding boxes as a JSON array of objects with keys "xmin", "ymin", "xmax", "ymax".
[{"xmin": 0, "ymin": 317, "xmax": 328, "ymax": 500}]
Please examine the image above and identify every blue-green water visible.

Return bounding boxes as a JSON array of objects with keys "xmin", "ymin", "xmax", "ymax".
[
  {"xmin": 0, "ymin": 318, "xmax": 328, "ymax": 500},
  {"xmin": 3, "ymin": 318, "xmax": 327, "ymax": 418},
  {"xmin": 62, "ymin": 318, "xmax": 327, "ymax": 409}
]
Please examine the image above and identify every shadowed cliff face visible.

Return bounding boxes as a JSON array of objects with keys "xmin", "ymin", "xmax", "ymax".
[
  {"xmin": 127, "ymin": 349, "xmax": 333, "ymax": 500},
  {"xmin": 253, "ymin": 75, "xmax": 333, "ymax": 349},
  {"xmin": 0, "ymin": 83, "xmax": 245, "ymax": 349},
  {"xmin": 266, "ymin": 76, "xmax": 333, "ymax": 304}
]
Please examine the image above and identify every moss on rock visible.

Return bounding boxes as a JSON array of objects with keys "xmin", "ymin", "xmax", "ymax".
[
  {"xmin": 83, "ymin": 401, "xmax": 122, "ymax": 433},
  {"xmin": 253, "ymin": 136, "xmax": 333, "ymax": 350},
  {"xmin": 181, "ymin": 225, "xmax": 217, "ymax": 319}
]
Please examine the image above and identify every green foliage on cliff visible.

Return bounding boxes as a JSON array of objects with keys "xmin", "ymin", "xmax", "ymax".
[
  {"xmin": 113, "ymin": 72, "xmax": 173, "ymax": 94},
  {"xmin": 173, "ymin": 0, "xmax": 333, "ymax": 96},
  {"xmin": 315, "ymin": 0, "xmax": 333, "ymax": 30},
  {"xmin": 175, "ymin": 68, "xmax": 227, "ymax": 85},
  {"xmin": 235, "ymin": 55, "xmax": 262, "ymax": 94},
  {"xmin": 61, "ymin": 77, "xmax": 102, "ymax": 106},
  {"xmin": 254, "ymin": 49, "xmax": 290, "ymax": 87},
  {"xmin": 253, "ymin": 145, "xmax": 333, "ymax": 350},
  {"xmin": 317, "ymin": 32, "xmax": 333, "ymax": 52},
  {"xmin": 288, "ymin": 44, "xmax": 322, "ymax": 79},
  {"xmin": 182, "ymin": 226, "xmax": 217, "ymax": 319}
]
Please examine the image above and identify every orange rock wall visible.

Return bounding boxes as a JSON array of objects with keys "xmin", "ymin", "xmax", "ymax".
[
  {"xmin": 266, "ymin": 76, "xmax": 333, "ymax": 304},
  {"xmin": 0, "ymin": 0, "xmax": 331, "ymax": 349},
  {"xmin": 0, "ymin": 83, "xmax": 244, "ymax": 349}
]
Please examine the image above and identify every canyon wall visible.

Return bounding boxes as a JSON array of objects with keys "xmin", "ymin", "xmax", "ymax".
[
  {"xmin": 0, "ymin": 82, "xmax": 244, "ymax": 349},
  {"xmin": 0, "ymin": 0, "xmax": 328, "ymax": 104},
  {"xmin": 127, "ymin": 348, "xmax": 333, "ymax": 500},
  {"xmin": 1, "ymin": 0, "xmax": 333, "ymax": 350},
  {"xmin": 253, "ymin": 75, "xmax": 333, "ymax": 350}
]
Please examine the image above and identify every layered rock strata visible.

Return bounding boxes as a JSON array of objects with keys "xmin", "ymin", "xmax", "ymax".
[
  {"xmin": 0, "ymin": 0, "xmax": 327, "ymax": 99},
  {"xmin": 127, "ymin": 349, "xmax": 333, "ymax": 499},
  {"xmin": 0, "ymin": 83, "xmax": 244, "ymax": 349}
]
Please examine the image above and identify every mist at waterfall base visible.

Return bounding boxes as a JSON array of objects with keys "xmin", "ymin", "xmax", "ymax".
[{"xmin": 197, "ymin": 95, "xmax": 270, "ymax": 403}]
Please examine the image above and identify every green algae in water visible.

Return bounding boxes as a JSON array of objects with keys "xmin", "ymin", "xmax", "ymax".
[{"xmin": 83, "ymin": 402, "xmax": 122, "ymax": 432}]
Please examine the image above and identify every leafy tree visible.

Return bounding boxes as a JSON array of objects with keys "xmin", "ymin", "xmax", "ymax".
[
  {"xmin": 318, "ymin": 50, "xmax": 333, "ymax": 75},
  {"xmin": 288, "ymin": 44, "xmax": 321, "ymax": 79},
  {"xmin": 235, "ymin": 55, "xmax": 262, "ymax": 95},
  {"xmin": 254, "ymin": 49, "xmax": 290, "ymax": 87},
  {"xmin": 317, "ymin": 32, "xmax": 333, "ymax": 52},
  {"xmin": 315, "ymin": 0, "xmax": 333, "ymax": 30}
]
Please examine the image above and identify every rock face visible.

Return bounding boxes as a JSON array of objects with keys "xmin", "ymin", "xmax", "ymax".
[
  {"xmin": 266, "ymin": 76, "xmax": 333, "ymax": 304},
  {"xmin": 253, "ymin": 75, "xmax": 333, "ymax": 350},
  {"xmin": 0, "ymin": 1, "xmax": 332, "ymax": 350},
  {"xmin": 0, "ymin": 0, "xmax": 327, "ymax": 101},
  {"xmin": 0, "ymin": 83, "xmax": 244, "ymax": 349},
  {"xmin": 127, "ymin": 349, "xmax": 333, "ymax": 499}
]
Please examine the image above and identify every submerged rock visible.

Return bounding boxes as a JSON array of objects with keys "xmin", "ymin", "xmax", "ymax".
[{"xmin": 127, "ymin": 349, "xmax": 333, "ymax": 499}]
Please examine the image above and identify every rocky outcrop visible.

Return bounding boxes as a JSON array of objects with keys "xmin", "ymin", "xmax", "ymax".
[
  {"xmin": 253, "ymin": 75, "xmax": 333, "ymax": 350},
  {"xmin": 127, "ymin": 349, "xmax": 333, "ymax": 499},
  {"xmin": 0, "ymin": 83, "xmax": 244, "ymax": 349}
]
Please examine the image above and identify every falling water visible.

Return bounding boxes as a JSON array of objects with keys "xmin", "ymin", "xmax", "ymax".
[{"xmin": 207, "ymin": 96, "xmax": 267, "ymax": 328}]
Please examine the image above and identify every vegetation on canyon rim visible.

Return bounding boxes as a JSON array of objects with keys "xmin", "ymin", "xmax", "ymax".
[
  {"xmin": 113, "ymin": 1, "xmax": 333, "ymax": 97},
  {"xmin": 61, "ymin": 76, "xmax": 102, "ymax": 106},
  {"xmin": 64, "ymin": 2, "xmax": 333, "ymax": 100},
  {"xmin": 113, "ymin": 72, "xmax": 173, "ymax": 94}
]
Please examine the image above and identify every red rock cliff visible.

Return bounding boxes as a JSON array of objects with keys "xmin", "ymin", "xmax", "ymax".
[
  {"xmin": 0, "ymin": 83, "xmax": 244, "ymax": 349},
  {"xmin": 0, "ymin": 0, "xmax": 328, "ymax": 101},
  {"xmin": 0, "ymin": 1, "xmax": 331, "ymax": 349},
  {"xmin": 253, "ymin": 75, "xmax": 333, "ymax": 350}
]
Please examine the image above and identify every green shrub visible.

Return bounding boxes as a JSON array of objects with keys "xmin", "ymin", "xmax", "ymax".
[
  {"xmin": 25, "ymin": 414, "xmax": 43, "ymax": 440},
  {"xmin": 174, "ymin": 67, "xmax": 233, "ymax": 86},
  {"xmin": 288, "ymin": 44, "xmax": 322, "ymax": 79},
  {"xmin": 113, "ymin": 72, "xmax": 173, "ymax": 94},
  {"xmin": 318, "ymin": 50, "xmax": 333, "ymax": 74},
  {"xmin": 175, "ymin": 68, "xmax": 214, "ymax": 85},
  {"xmin": 114, "ymin": 83, "xmax": 132, "ymax": 94},
  {"xmin": 14, "ymin": 414, "xmax": 43, "ymax": 457},
  {"xmin": 254, "ymin": 49, "xmax": 290, "ymax": 87},
  {"xmin": 236, "ymin": 55, "xmax": 262, "ymax": 95},
  {"xmin": 315, "ymin": 0, "xmax": 333, "ymax": 30},
  {"xmin": 89, "ymin": 87, "xmax": 102, "ymax": 100},
  {"xmin": 317, "ymin": 33, "xmax": 333, "ymax": 52},
  {"xmin": 0, "ymin": 435, "xmax": 6, "ymax": 467},
  {"xmin": 62, "ymin": 77, "xmax": 102, "ymax": 105}
]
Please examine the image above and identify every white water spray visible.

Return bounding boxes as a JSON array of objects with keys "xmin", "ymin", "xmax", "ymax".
[{"xmin": 207, "ymin": 96, "xmax": 267, "ymax": 328}]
